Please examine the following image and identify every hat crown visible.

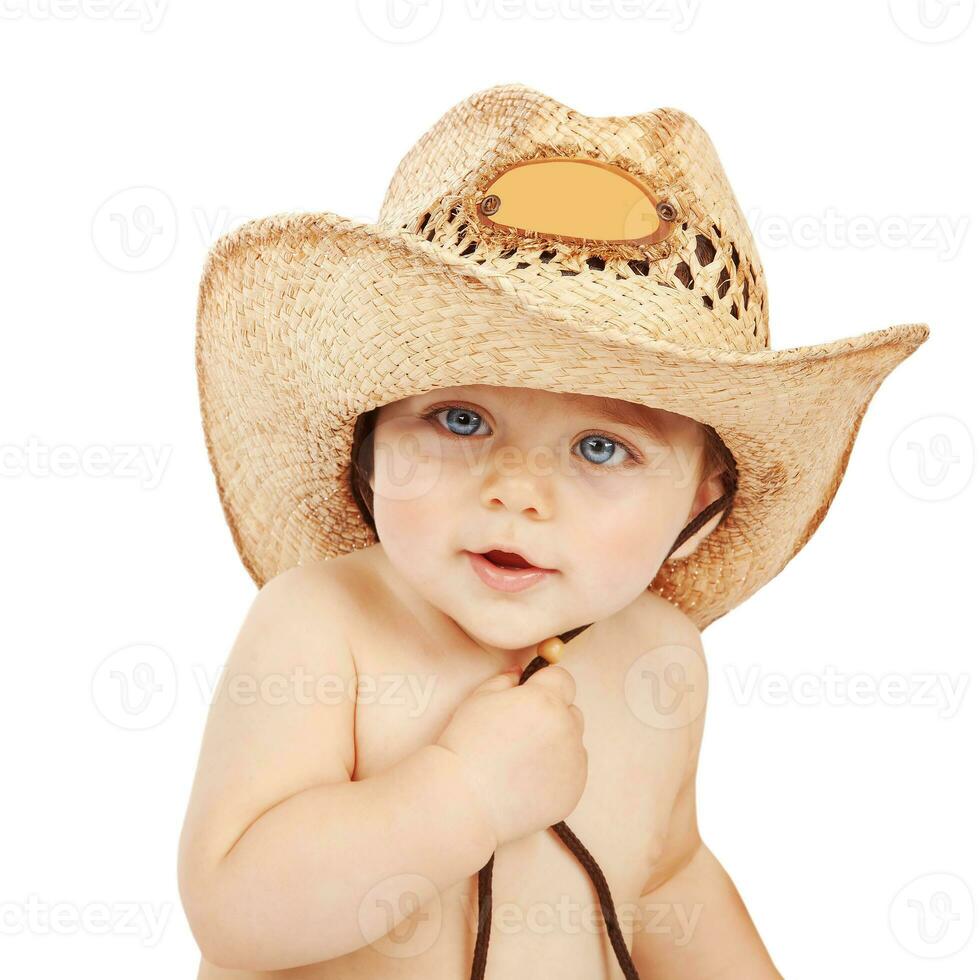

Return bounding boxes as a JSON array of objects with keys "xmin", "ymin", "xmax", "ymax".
[{"xmin": 377, "ymin": 83, "xmax": 769, "ymax": 353}]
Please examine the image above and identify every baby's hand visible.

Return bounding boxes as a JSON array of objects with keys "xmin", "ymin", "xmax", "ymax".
[{"xmin": 435, "ymin": 664, "xmax": 587, "ymax": 848}]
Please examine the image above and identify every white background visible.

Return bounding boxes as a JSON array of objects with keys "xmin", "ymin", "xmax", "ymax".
[{"xmin": 1, "ymin": 2, "xmax": 977, "ymax": 977}]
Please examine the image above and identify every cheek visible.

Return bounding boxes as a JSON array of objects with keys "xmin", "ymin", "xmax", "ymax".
[
  {"xmin": 370, "ymin": 421, "xmax": 464, "ymax": 558},
  {"xmin": 568, "ymin": 504, "xmax": 652, "ymax": 578},
  {"xmin": 562, "ymin": 470, "xmax": 693, "ymax": 586},
  {"xmin": 371, "ymin": 418, "xmax": 446, "ymax": 506}
]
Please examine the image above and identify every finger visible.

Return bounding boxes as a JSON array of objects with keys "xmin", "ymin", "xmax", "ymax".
[
  {"xmin": 524, "ymin": 664, "xmax": 576, "ymax": 704},
  {"xmin": 472, "ymin": 668, "xmax": 522, "ymax": 695}
]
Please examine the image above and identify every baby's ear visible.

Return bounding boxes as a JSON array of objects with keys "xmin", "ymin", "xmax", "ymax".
[{"xmin": 668, "ymin": 468, "xmax": 727, "ymax": 561}]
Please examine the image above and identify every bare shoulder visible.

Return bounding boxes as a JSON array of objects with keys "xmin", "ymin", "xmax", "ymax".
[
  {"xmin": 178, "ymin": 557, "xmax": 364, "ymax": 882},
  {"xmin": 628, "ymin": 586, "xmax": 708, "ymax": 732},
  {"xmin": 609, "ymin": 588, "xmax": 707, "ymax": 701},
  {"xmin": 248, "ymin": 547, "xmax": 388, "ymax": 649},
  {"xmin": 625, "ymin": 588, "xmax": 706, "ymax": 656}
]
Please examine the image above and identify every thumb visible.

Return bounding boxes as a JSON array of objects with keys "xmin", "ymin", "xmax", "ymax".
[{"xmin": 473, "ymin": 666, "xmax": 522, "ymax": 694}]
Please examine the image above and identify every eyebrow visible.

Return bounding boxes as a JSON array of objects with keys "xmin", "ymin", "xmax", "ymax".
[{"xmin": 575, "ymin": 398, "xmax": 669, "ymax": 440}]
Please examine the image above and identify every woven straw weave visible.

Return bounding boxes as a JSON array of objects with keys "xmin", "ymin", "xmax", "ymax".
[{"xmin": 196, "ymin": 83, "xmax": 928, "ymax": 629}]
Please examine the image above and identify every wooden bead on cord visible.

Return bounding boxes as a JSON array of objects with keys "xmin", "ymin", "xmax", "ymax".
[{"xmin": 536, "ymin": 636, "xmax": 565, "ymax": 664}]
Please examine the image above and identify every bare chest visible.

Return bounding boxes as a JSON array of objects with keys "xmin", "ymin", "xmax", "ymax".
[
  {"xmin": 327, "ymin": 623, "xmax": 672, "ymax": 978},
  {"xmin": 196, "ymin": 614, "xmax": 687, "ymax": 980}
]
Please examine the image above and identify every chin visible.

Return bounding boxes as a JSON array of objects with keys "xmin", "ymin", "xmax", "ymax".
[{"xmin": 452, "ymin": 607, "xmax": 555, "ymax": 653}]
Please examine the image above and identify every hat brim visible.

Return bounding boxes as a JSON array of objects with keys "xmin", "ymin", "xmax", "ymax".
[{"xmin": 196, "ymin": 211, "xmax": 929, "ymax": 630}]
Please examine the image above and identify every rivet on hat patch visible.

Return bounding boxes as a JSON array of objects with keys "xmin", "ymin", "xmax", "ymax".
[{"xmin": 476, "ymin": 157, "xmax": 674, "ymax": 246}]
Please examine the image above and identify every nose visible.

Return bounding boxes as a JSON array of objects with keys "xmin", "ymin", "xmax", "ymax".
[{"xmin": 478, "ymin": 445, "xmax": 555, "ymax": 518}]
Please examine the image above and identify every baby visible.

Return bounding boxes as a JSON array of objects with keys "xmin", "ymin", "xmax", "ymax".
[
  {"xmin": 178, "ymin": 382, "xmax": 781, "ymax": 978},
  {"xmin": 181, "ymin": 82, "xmax": 927, "ymax": 979}
]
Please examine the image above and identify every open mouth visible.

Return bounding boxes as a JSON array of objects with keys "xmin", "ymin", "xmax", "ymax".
[
  {"xmin": 481, "ymin": 549, "xmax": 536, "ymax": 570},
  {"xmin": 465, "ymin": 549, "xmax": 557, "ymax": 594}
]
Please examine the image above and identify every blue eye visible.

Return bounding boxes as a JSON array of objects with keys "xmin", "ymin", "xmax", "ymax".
[
  {"xmin": 575, "ymin": 434, "xmax": 634, "ymax": 467},
  {"xmin": 431, "ymin": 406, "xmax": 488, "ymax": 437},
  {"xmin": 423, "ymin": 404, "xmax": 638, "ymax": 466}
]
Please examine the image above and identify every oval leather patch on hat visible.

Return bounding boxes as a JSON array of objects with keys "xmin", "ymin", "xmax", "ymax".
[{"xmin": 476, "ymin": 157, "xmax": 673, "ymax": 245}]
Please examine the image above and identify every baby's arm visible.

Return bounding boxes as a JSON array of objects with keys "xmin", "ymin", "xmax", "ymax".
[
  {"xmin": 631, "ymin": 773, "xmax": 782, "ymax": 978},
  {"xmin": 177, "ymin": 564, "xmax": 497, "ymax": 971},
  {"xmin": 629, "ymin": 601, "xmax": 780, "ymax": 980},
  {"xmin": 626, "ymin": 605, "xmax": 781, "ymax": 978}
]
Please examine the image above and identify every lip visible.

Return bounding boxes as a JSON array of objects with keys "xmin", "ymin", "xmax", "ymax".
[
  {"xmin": 472, "ymin": 542, "xmax": 555, "ymax": 572},
  {"xmin": 465, "ymin": 551, "xmax": 558, "ymax": 594}
]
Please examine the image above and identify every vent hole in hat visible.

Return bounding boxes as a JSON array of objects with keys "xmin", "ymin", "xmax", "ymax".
[
  {"xmin": 426, "ymin": 229, "xmax": 436, "ymax": 242},
  {"xmin": 675, "ymin": 261, "xmax": 694, "ymax": 289},
  {"xmin": 731, "ymin": 245, "xmax": 740, "ymax": 270},
  {"xmin": 628, "ymin": 259, "xmax": 649, "ymax": 276},
  {"xmin": 717, "ymin": 266, "xmax": 731, "ymax": 298},
  {"xmin": 586, "ymin": 255, "xmax": 606, "ymax": 271},
  {"xmin": 731, "ymin": 302, "xmax": 739, "ymax": 319},
  {"xmin": 455, "ymin": 224, "xmax": 468, "ymax": 245},
  {"xmin": 703, "ymin": 296, "xmax": 714, "ymax": 310},
  {"xmin": 712, "ymin": 223, "xmax": 721, "ymax": 236},
  {"xmin": 448, "ymin": 205, "xmax": 460, "ymax": 223},
  {"xmin": 500, "ymin": 247, "xmax": 518, "ymax": 259},
  {"xmin": 540, "ymin": 249, "xmax": 557, "ymax": 263},
  {"xmin": 561, "ymin": 269, "xmax": 580, "ymax": 276},
  {"xmin": 461, "ymin": 241, "xmax": 477, "ymax": 256},
  {"xmin": 516, "ymin": 261, "xmax": 530, "ymax": 269},
  {"xmin": 694, "ymin": 234, "xmax": 716, "ymax": 267},
  {"xmin": 418, "ymin": 212, "xmax": 431, "ymax": 234},
  {"xmin": 743, "ymin": 279, "xmax": 750, "ymax": 309}
]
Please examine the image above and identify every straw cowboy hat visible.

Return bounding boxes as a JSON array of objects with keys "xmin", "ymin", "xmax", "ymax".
[{"xmin": 195, "ymin": 82, "xmax": 929, "ymax": 631}]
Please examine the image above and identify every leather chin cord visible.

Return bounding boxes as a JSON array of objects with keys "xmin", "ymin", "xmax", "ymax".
[{"xmin": 468, "ymin": 478, "xmax": 736, "ymax": 980}]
